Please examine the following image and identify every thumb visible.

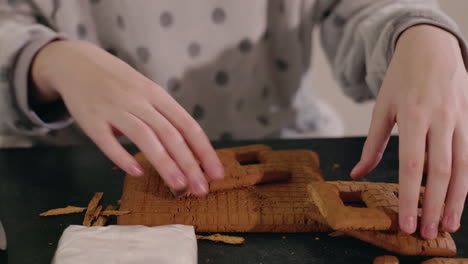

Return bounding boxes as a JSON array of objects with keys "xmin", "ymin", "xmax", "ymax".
[{"xmin": 351, "ymin": 100, "xmax": 395, "ymax": 179}]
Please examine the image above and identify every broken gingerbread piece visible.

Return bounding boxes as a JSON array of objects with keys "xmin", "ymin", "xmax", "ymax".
[
  {"xmin": 308, "ymin": 182, "xmax": 392, "ymax": 231},
  {"xmin": 346, "ymin": 230, "xmax": 456, "ymax": 257},
  {"xmin": 39, "ymin": 206, "xmax": 86, "ymax": 216},
  {"xmin": 101, "ymin": 210, "xmax": 131, "ymax": 216},
  {"xmin": 91, "ymin": 205, "xmax": 103, "ymax": 224},
  {"xmin": 196, "ymin": 234, "xmax": 245, "ymax": 245},
  {"xmin": 422, "ymin": 258, "xmax": 468, "ymax": 264},
  {"xmin": 83, "ymin": 192, "xmax": 104, "ymax": 226},
  {"xmin": 373, "ymin": 255, "xmax": 399, "ymax": 264},
  {"xmin": 93, "ymin": 205, "xmax": 118, "ymax": 226}
]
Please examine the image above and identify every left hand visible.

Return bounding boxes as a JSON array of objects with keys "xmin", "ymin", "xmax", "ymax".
[{"xmin": 350, "ymin": 25, "xmax": 468, "ymax": 240}]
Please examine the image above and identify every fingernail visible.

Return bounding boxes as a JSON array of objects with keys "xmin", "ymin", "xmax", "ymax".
[
  {"xmin": 423, "ymin": 222, "xmax": 438, "ymax": 240},
  {"xmin": 447, "ymin": 213, "xmax": 460, "ymax": 232},
  {"xmin": 206, "ymin": 157, "xmax": 224, "ymax": 179},
  {"xmin": 194, "ymin": 182, "xmax": 209, "ymax": 196},
  {"xmin": 172, "ymin": 176, "xmax": 187, "ymax": 190},
  {"xmin": 212, "ymin": 163, "xmax": 225, "ymax": 180},
  {"xmin": 350, "ymin": 162, "xmax": 361, "ymax": 178},
  {"xmin": 402, "ymin": 216, "xmax": 416, "ymax": 233},
  {"xmin": 129, "ymin": 164, "xmax": 144, "ymax": 176}
]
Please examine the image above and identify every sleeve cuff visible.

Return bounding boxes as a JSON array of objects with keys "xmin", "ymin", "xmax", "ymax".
[
  {"xmin": 390, "ymin": 16, "xmax": 468, "ymax": 72},
  {"xmin": 13, "ymin": 34, "xmax": 74, "ymax": 131}
]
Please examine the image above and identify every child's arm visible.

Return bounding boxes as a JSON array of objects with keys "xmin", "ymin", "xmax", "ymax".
[
  {"xmin": 0, "ymin": 0, "xmax": 72, "ymax": 135},
  {"xmin": 31, "ymin": 40, "xmax": 224, "ymax": 196},
  {"xmin": 316, "ymin": 0, "xmax": 466, "ymax": 102},
  {"xmin": 0, "ymin": 1, "xmax": 223, "ymax": 196},
  {"xmin": 316, "ymin": 0, "xmax": 468, "ymax": 239},
  {"xmin": 353, "ymin": 24, "xmax": 468, "ymax": 240}
]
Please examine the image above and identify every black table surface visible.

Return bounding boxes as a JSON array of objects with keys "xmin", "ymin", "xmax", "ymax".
[{"xmin": 0, "ymin": 137, "xmax": 466, "ymax": 264}]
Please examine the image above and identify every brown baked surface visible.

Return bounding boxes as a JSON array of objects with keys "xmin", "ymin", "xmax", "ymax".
[
  {"xmin": 118, "ymin": 145, "xmax": 330, "ymax": 232},
  {"xmin": 327, "ymin": 181, "xmax": 425, "ymax": 230},
  {"xmin": 308, "ymin": 182, "xmax": 392, "ymax": 231},
  {"xmin": 346, "ymin": 230, "xmax": 456, "ymax": 257},
  {"xmin": 308, "ymin": 180, "xmax": 456, "ymax": 256},
  {"xmin": 207, "ymin": 144, "xmax": 294, "ymax": 193}
]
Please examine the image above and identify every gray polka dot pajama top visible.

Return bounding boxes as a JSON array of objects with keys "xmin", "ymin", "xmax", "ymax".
[{"xmin": 0, "ymin": 0, "xmax": 466, "ymax": 146}]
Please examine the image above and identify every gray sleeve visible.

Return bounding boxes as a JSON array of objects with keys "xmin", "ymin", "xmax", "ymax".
[
  {"xmin": 0, "ymin": 0, "xmax": 73, "ymax": 136},
  {"xmin": 317, "ymin": 0, "xmax": 468, "ymax": 103}
]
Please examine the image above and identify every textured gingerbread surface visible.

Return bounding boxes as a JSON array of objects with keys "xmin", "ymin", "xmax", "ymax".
[
  {"xmin": 346, "ymin": 230, "xmax": 456, "ymax": 256},
  {"xmin": 206, "ymin": 145, "xmax": 294, "ymax": 193},
  {"xmin": 308, "ymin": 182, "xmax": 392, "ymax": 231},
  {"xmin": 118, "ymin": 144, "xmax": 330, "ymax": 232},
  {"xmin": 422, "ymin": 258, "xmax": 468, "ymax": 264},
  {"xmin": 309, "ymin": 180, "xmax": 456, "ymax": 256},
  {"xmin": 327, "ymin": 181, "xmax": 425, "ymax": 230},
  {"xmin": 170, "ymin": 144, "xmax": 293, "ymax": 196}
]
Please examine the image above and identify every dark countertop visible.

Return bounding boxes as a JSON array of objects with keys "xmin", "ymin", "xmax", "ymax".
[{"xmin": 0, "ymin": 137, "xmax": 466, "ymax": 263}]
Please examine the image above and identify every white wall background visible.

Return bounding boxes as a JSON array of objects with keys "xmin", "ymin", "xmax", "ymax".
[{"xmin": 310, "ymin": 2, "xmax": 468, "ymax": 137}]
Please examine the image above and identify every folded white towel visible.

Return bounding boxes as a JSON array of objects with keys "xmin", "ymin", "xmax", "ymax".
[{"xmin": 52, "ymin": 225, "xmax": 197, "ymax": 264}]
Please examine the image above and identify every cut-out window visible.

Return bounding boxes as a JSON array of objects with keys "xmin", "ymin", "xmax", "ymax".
[
  {"xmin": 236, "ymin": 152, "xmax": 261, "ymax": 166},
  {"xmin": 239, "ymin": 159, "xmax": 261, "ymax": 166},
  {"xmin": 309, "ymin": 182, "xmax": 393, "ymax": 231},
  {"xmin": 341, "ymin": 191, "xmax": 367, "ymax": 208},
  {"xmin": 339, "ymin": 191, "xmax": 362, "ymax": 204}
]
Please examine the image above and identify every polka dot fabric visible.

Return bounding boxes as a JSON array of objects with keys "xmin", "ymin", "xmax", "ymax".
[
  {"xmin": 4, "ymin": 0, "xmax": 456, "ymax": 145},
  {"xmin": 76, "ymin": 24, "xmax": 87, "ymax": 39},
  {"xmin": 80, "ymin": 1, "xmax": 318, "ymax": 140},
  {"xmin": 159, "ymin": 11, "xmax": 173, "ymax": 28}
]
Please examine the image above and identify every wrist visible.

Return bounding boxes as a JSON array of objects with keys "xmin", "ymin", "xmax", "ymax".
[
  {"xmin": 30, "ymin": 40, "xmax": 66, "ymax": 104},
  {"xmin": 396, "ymin": 25, "xmax": 464, "ymax": 65}
]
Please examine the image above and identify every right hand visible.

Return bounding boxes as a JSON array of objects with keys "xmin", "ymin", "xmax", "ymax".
[{"xmin": 31, "ymin": 40, "xmax": 224, "ymax": 196}]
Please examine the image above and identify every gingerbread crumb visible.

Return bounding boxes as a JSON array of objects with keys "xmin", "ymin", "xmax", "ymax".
[
  {"xmin": 39, "ymin": 205, "xmax": 86, "ymax": 216},
  {"xmin": 328, "ymin": 231, "xmax": 345, "ymax": 237},
  {"xmin": 196, "ymin": 234, "xmax": 245, "ymax": 245},
  {"xmin": 331, "ymin": 163, "xmax": 340, "ymax": 171}
]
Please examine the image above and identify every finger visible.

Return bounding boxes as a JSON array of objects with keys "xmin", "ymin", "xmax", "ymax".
[
  {"xmin": 442, "ymin": 125, "xmax": 468, "ymax": 232},
  {"xmin": 421, "ymin": 122, "xmax": 454, "ymax": 240},
  {"xmin": 351, "ymin": 100, "xmax": 395, "ymax": 179},
  {"xmin": 112, "ymin": 113, "xmax": 191, "ymax": 192},
  {"xmin": 83, "ymin": 123, "xmax": 143, "ymax": 177},
  {"xmin": 131, "ymin": 104, "xmax": 210, "ymax": 196},
  {"xmin": 398, "ymin": 112, "xmax": 428, "ymax": 234},
  {"xmin": 151, "ymin": 89, "xmax": 224, "ymax": 181}
]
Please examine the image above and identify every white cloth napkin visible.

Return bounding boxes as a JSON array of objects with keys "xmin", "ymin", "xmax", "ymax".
[{"xmin": 52, "ymin": 225, "xmax": 197, "ymax": 264}]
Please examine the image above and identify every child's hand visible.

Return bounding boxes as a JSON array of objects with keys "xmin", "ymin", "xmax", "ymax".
[
  {"xmin": 351, "ymin": 25, "xmax": 468, "ymax": 239},
  {"xmin": 31, "ymin": 40, "xmax": 224, "ymax": 196}
]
